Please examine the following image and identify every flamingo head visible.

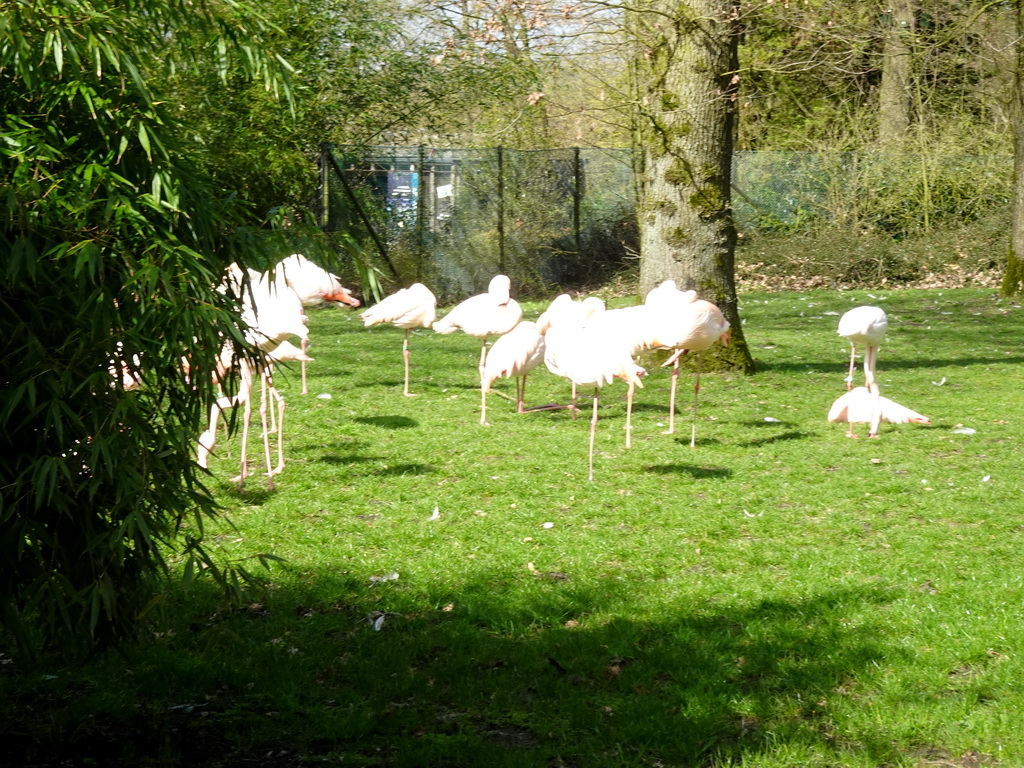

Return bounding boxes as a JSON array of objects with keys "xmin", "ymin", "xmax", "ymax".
[{"xmin": 325, "ymin": 287, "xmax": 360, "ymax": 308}]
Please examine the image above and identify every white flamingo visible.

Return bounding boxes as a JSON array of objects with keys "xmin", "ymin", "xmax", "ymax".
[
  {"xmin": 481, "ymin": 320, "xmax": 546, "ymax": 425},
  {"xmin": 198, "ymin": 264, "xmax": 310, "ymax": 490},
  {"xmin": 828, "ymin": 386, "xmax": 930, "ymax": 438},
  {"xmin": 276, "ymin": 254, "xmax": 360, "ymax": 394},
  {"xmin": 655, "ymin": 298, "xmax": 731, "ymax": 447},
  {"xmin": 838, "ymin": 305, "xmax": 888, "ymax": 391},
  {"xmin": 433, "ymin": 275, "xmax": 523, "ymax": 414},
  {"xmin": 360, "ymin": 283, "xmax": 437, "ymax": 396},
  {"xmin": 535, "ymin": 293, "xmax": 606, "ymax": 417},
  {"xmin": 837, "ymin": 305, "xmax": 888, "ymax": 436},
  {"xmin": 544, "ymin": 321, "xmax": 645, "ymax": 482}
]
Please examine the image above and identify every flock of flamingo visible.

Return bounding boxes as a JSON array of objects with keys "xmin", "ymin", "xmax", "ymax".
[{"xmin": 188, "ymin": 254, "xmax": 930, "ymax": 488}]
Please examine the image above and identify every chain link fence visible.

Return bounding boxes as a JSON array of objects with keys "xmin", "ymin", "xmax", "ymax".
[{"xmin": 318, "ymin": 144, "xmax": 1011, "ymax": 300}]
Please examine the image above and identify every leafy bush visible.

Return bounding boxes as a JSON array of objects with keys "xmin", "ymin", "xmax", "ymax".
[{"xmin": 0, "ymin": 0, "xmax": 291, "ymax": 655}]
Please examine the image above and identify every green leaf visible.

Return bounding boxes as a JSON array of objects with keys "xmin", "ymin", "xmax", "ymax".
[{"xmin": 138, "ymin": 123, "xmax": 151, "ymax": 160}]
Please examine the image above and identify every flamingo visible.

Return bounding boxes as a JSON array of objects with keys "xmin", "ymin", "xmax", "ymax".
[
  {"xmin": 359, "ymin": 283, "xmax": 437, "ymax": 396},
  {"xmin": 837, "ymin": 305, "xmax": 888, "ymax": 438},
  {"xmin": 276, "ymin": 254, "xmax": 360, "ymax": 394},
  {"xmin": 481, "ymin": 320, "xmax": 546, "ymax": 424},
  {"xmin": 578, "ymin": 284, "xmax": 707, "ymax": 448},
  {"xmin": 535, "ymin": 293, "xmax": 606, "ymax": 417},
  {"xmin": 643, "ymin": 279, "xmax": 697, "ymax": 312},
  {"xmin": 544, "ymin": 321, "xmax": 645, "ymax": 482},
  {"xmin": 838, "ymin": 305, "xmax": 887, "ymax": 392},
  {"xmin": 655, "ymin": 298, "xmax": 731, "ymax": 448},
  {"xmin": 242, "ymin": 269, "xmax": 309, "ymax": 350},
  {"xmin": 277, "ymin": 253, "xmax": 360, "ymax": 309},
  {"xmin": 828, "ymin": 386, "xmax": 930, "ymax": 438},
  {"xmin": 198, "ymin": 264, "xmax": 310, "ymax": 490},
  {"xmin": 432, "ymin": 275, "xmax": 523, "ymax": 412}
]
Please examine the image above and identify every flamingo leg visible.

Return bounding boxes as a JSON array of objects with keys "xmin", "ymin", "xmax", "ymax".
[
  {"xmin": 846, "ymin": 343, "xmax": 857, "ymax": 391},
  {"xmin": 664, "ymin": 356, "xmax": 681, "ymax": 435},
  {"xmin": 516, "ymin": 376, "xmax": 526, "ymax": 413},
  {"xmin": 479, "ymin": 339, "xmax": 491, "ymax": 426},
  {"xmin": 234, "ymin": 362, "xmax": 254, "ymax": 491},
  {"xmin": 571, "ymin": 382, "xmax": 578, "ymax": 421},
  {"xmin": 588, "ymin": 388, "xmax": 599, "ymax": 482},
  {"xmin": 690, "ymin": 354, "xmax": 702, "ymax": 449},
  {"xmin": 268, "ymin": 377, "xmax": 287, "ymax": 478},
  {"xmin": 624, "ymin": 382, "xmax": 633, "ymax": 448},
  {"xmin": 864, "ymin": 345, "xmax": 883, "ymax": 437},
  {"xmin": 402, "ymin": 330, "xmax": 413, "ymax": 397},
  {"xmin": 198, "ymin": 394, "xmax": 236, "ymax": 468},
  {"xmin": 265, "ymin": 366, "xmax": 279, "ymax": 437},
  {"xmin": 301, "ymin": 337, "xmax": 309, "ymax": 395},
  {"xmin": 258, "ymin": 369, "xmax": 275, "ymax": 489}
]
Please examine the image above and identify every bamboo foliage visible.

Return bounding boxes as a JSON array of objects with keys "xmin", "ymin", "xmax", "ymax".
[{"xmin": 0, "ymin": 0, "xmax": 293, "ymax": 654}]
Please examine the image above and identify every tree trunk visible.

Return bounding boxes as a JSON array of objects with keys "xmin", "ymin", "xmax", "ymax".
[
  {"xmin": 1004, "ymin": 0, "xmax": 1024, "ymax": 297},
  {"xmin": 632, "ymin": 0, "xmax": 754, "ymax": 373},
  {"xmin": 878, "ymin": 0, "xmax": 917, "ymax": 145}
]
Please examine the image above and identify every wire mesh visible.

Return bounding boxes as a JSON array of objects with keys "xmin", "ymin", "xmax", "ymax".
[{"xmin": 318, "ymin": 145, "xmax": 1011, "ymax": 300}]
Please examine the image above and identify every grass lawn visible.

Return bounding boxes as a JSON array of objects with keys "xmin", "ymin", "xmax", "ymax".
[{"xmin": 3, "ymin": 286, "xmax": 1023, "ymax": 767}]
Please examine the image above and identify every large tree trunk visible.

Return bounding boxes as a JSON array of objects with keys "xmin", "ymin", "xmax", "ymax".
[
  {"xmin": 878, "ymin": 0, "xmax": 917, "ymax": 145},
  {"xmin": 632, "ymin": 0, "xmax": 754, "ymax": 373},
  {"xmin": 1004, "ymin": 0, "xmax": 1024, "ymax": 297}
]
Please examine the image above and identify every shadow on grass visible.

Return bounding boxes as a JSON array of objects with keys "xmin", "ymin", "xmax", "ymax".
[
  {"xmin": 375, "ymin": 463, "xmax": 438, "ymax": 477},
  {"xmin": 763, "ymin": 355, "xmax": 1024, "ymax": 375},
  {"xmin": 737, "ymin": 429, "xmax": 814, "ymax": 447},
  {"xmin": 2, "ymin": 575, "xmax": 908, "ymax": 768},
  {"xmin": 316, "ymin": 454, "xmax": 436, "ymax": 477},
  {"xmin": 645, "ymin": 463, "xmax": 732, "ymax": 479},
  {"xmin": 353, "ymin": 415, "xmax": 419, "ymax": 429},
  {"xmin": 318, "ymin": 453, "xmax": 382, "ymax": 465}
]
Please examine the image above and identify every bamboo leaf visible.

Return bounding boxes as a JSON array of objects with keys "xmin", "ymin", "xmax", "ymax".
[{"xmin": 137, "ymin": 123, "xmax": 151, "ymax": 160}]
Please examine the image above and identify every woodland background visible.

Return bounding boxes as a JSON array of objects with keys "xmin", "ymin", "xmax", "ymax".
[{"xmin": 205, "ymin": 0, "xmax": 1015, "ymax": 294}]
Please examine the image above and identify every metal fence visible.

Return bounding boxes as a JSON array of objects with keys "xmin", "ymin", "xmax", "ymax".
[
  {"xmin": 318, "ymin": 144, "xmax": 1012, "ymax": 300},
  {"xmin": 320, "ymin": 144, "xmax": 636, "ymax": 300}
]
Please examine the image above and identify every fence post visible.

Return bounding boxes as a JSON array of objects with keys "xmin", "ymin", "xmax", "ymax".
[
  {"xmin": 574, "ymin": 146, "xmax": 582, "ymax": 257},
  {"xmin": 497, "ymin": 145, "xmax": 505, "ymax": 275},
  {"xmin": 319, "ymin": 142, "xmax": 331, "ymax": 229},
  {"xmin": 417, "ymin": 144, "xmax": 426, "ymax": 282}
]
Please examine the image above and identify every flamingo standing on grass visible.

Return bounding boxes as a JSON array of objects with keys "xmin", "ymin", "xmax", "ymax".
[
  {"xmin": 276, "ymin": 253, "xmax": 360, "ymax": 394},
  {"xmin": 481, "ymin": 320, "xmax": 546, "ymax": 424},
  {"xmin": 838, "ymin": 305, "xmax": 887, "ymax": 391},
  {"xmin": 360, "ymin": 283, "xmax": 437, "ymax": 396},
  {"xmin": 535, "ymin": 293, "xmax": 606, "ymax": 417},
  {"xmin": 837, "ymin": 305, "xmax": 888, "ymax": 436},
  {"xmin": 198, "ymin": 264, "xmax": 310, "ymax": 490},
  {"xmin": 654, "ymin": 298, "xmax": 731, "ymax": 448},
  {"xmin": 544, "ymin": 320, "xmax": 645, "ymax": 482},
  {"xmin": 433, "ymin": 275, "xmax": 523, "ymax": 418}
]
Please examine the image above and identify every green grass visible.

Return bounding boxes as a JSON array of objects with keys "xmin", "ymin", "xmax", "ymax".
[{"xmin": 4, "ymin": 287, "xmax": 1024, "ymax": 767}]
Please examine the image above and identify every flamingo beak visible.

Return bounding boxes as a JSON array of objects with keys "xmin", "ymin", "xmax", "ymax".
[
  {"xmin": 326, "ymin": 291, "xmax": 360, "ymax": 308},
  {"xmin": 720, "ymin": 330, "xmax": 732, "ymax": 346}
]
